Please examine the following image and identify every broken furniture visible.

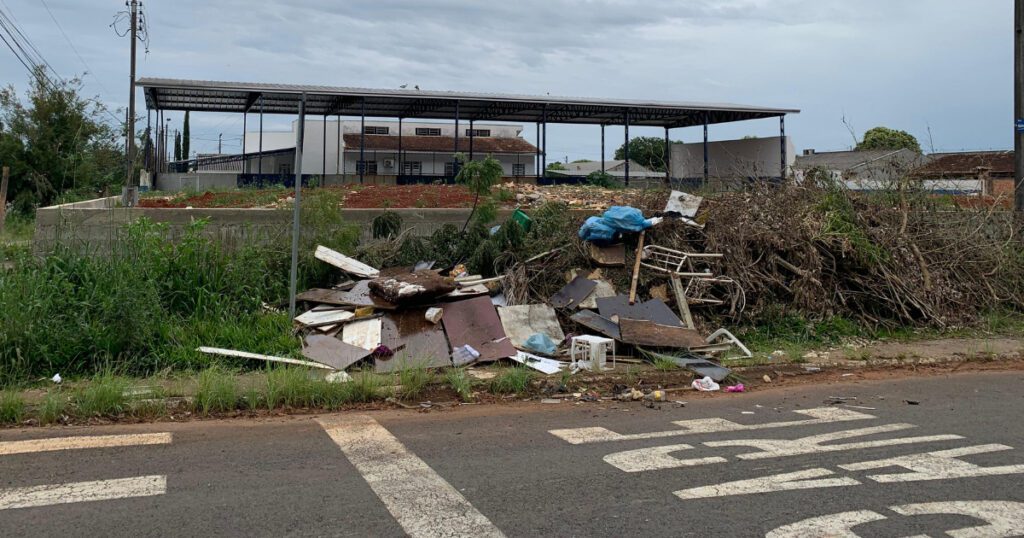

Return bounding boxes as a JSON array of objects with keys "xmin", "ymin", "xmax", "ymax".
[
  {"xmin": 640, "ymin": 245, "xmax": 724, "ymax": 329},
  {"xmin": 570, "ymin": 335, "xmax": 616, "ymax": 371}
]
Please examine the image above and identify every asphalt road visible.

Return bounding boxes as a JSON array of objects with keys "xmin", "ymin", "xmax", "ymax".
[{"xmin": 2, "ymin": 370, "xmax": 1024, "ymax": 537}]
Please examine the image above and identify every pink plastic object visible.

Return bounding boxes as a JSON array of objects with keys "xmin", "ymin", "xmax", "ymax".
[{"xmin": 725, "ymin": 384, "xmax": 746, "ymax": 393}]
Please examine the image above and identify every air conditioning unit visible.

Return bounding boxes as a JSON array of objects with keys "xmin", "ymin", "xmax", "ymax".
[{"xmin": 383, "ymin": 159, "xmax": 395, "ymax": 169}]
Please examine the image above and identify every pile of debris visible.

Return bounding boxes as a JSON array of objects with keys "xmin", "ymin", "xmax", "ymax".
[{"xmin": 199, "ymin": 191, "xmax": 751, "ymax": 388}]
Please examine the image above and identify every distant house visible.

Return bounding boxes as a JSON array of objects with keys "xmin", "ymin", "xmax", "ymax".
[
  {"xmin": 793, "ymin": 149, "xmax": 922, "ymax": 190},
  {"xmin": 546, "ymin": 160, "xmax": 661, "ymax": 180},
  {"xmin": 909, "ymin": 150, "xmax": 1014, "ymax": 197}
]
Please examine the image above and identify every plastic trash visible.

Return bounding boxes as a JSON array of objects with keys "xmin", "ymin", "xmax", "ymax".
[
  {"xmin": 725, "ymin": 384, "xmax": 746, "ymax": 393},
  {"xmin": 691, "ymin": 376, "xmax": 721, "ymax": 392},
  {"xmin": 601, "ymin": 206, "xmax": 654, "ymax": 233},
  {"xmin": 451, "ymin": 345, "xmax": 481, "ymax": 367},
  {"xmin": 51, "ymin": 373, "xmax": 62, "ymax": 384},
  {"xmin": 325, "ymin": 371, "xmax": 352, "ymax": 384},
  {"xmin": 644, "ymin": 390, "xmax": 668, "ymax": 402},
  {"xmin": 578, "ymin": 216, "xmax": 618, "ymax": 243},
  {"xmin": 523, "ymin": 333, "xmax": 558, "ymax": 356}
]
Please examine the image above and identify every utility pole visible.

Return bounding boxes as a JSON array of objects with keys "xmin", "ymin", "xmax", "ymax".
[
  {"xmin": 218, "ymin": 133, "xmax": 223, "ymax": 154},
  {"xmin": 126, "ymin": 0, "xmax": 138, "ymax": 190},
  {"xmin": 1016, "ymin": 0, "xmax": 1024, "ymax": 213},
  {"xmin": 0, "ymin": 166, "xmax": 9, "ymax": 234}
]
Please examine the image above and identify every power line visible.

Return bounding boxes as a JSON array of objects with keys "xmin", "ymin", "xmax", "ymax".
[{"xmin": 38, "ymin": 0, "xmax": 114, "ymax": 97}]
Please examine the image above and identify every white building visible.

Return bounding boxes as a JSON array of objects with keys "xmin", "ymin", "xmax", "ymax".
[{"xmin": 239, "ymin": 120, "xmax": 538, "ymax": 179}]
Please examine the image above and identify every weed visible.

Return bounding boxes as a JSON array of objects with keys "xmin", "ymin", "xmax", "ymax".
[
  {"xmin": 265, "ymin": 367, "xmax": 321, "ymax": 408},
  {"xmin": 444, "ymin": 368, "xmax": 474, "ymax": 401},
  {"xmin": 397, "ymin": 364, "xmax": 433, "ymax": 400},
  {"xmin": 347, "ymin": 370, "xmax": 389, "ymax": 402},
  {"xmin": 74, "ymin": 373, "xmax": 130, "ymax": 417},
  {"xmin": 38, "ymin": 392, "xmax": 68, "ymax": 425},
  {"xmin": 489, "ymin": 367, "xmax": 535, "ymax": 395},
  {"xmin": 653, "ymin": 357, "xmax": 679, "ymax": 372},
  {"xmin": 493, "ymin": 187, "xmax": 515, "ymax": 203},
  {"xmin": 623, "ymin": 366, "xmax": 637, "ymax": 386},
  {"xmin": 0, "ymin": 390, "xmax": 26, "ymax": 424},
  {"xmin": 194, "ymin": 366, "xmax": 239, "ymax": 415}
]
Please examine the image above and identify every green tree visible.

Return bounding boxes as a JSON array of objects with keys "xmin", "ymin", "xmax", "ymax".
[
  {"xmin": 173, "ymin": 131, "xmax": 182, "ymax": 161},
  {"xmin": 455, "ymin": 153, "xmax": 503, "ymax": 231},
  {"xmin": 613, "ymin": 136, "xmax": 680, "ymax": 172},
  {"xmin": 546, "ymin": 161, "xmax": 566, "ymax": 171},
  {"xmin": 182, "ymin": 111, "xmax": 190, "ymax": 160},
  {"xmin": 856, "ymin": 127, "xmax": 921, "ymax": 153},
  {"xmin": 0, "ymin": 69, "xmax": 123, "ymax": 211}
]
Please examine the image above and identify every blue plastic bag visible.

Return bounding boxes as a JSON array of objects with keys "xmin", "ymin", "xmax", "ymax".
[
  {"xmin": 523, "ymin": 333, "xmax": 558, "ymax": 356},
  {"xmin": 578, "ymin": 216, "xmax": 618, "ymax": 243},
  {"xmin": 602, "ymin": 206, "xmax": 652, "ymax": 233}
]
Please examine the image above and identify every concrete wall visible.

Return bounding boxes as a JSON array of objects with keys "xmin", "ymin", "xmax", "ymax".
[
  {"xmin": 155, "ymin": 173, "xmax": 239, "ymax": 191},
  {"xmin": 33, "ymin": 198, "xmax": 593, "ymax": 255},
  {"xmin": 342, "ymin": 151, "xmax": 535, "ymax": 177},
  {"xmin": 671, "ymin": 136, "xmax": 796, "ymax": 182}
]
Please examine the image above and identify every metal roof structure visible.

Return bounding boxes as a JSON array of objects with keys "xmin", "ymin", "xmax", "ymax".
[{"xmin": 138, "ymin": 78, "xmax": 798, "ymax": 128}]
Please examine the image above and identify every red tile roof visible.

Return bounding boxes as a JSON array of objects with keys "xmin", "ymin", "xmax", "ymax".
[
  {"xmin": 343, "ymin": 134, "xmax": 537, "ymax": 154},
  {"xmin": 913, "ymin": 151, "xmax": 1014, "ymax": 178}
]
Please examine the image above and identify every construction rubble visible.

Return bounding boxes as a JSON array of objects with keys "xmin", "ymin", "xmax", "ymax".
[{"xmin": 199, "ymin": 190, "xmax": 753, "ymax": 394}]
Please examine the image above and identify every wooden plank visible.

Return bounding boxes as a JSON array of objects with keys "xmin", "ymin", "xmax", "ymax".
[
  {"xmin": 314, "ymin": 245, "xmax": 379, "ymax": 278},
  {"xmin": 197, "ymin": 347, "xmax": 334, "ymax": 370},
  {"xmin": 628, "ymin": 230, "xmax": 646, "ymax": 305},
  {"xmin": 342, "ymin": 318, "xmax": 383, "ymax": 351},
  {"xmin": 302, "ymin": 335, "xmax": 371, "ymax": 370},
  {"xmin": 550, "ymin": 276, "xmax": 598, "ymax": 309},
  {"xmin": 442, "ymin": 296, "xmax": 516, "ymax": 363},
  {"xmin": 618, "ymin": 319, "xmax": 705, "ymax": 348},
  {"xmin": 588, "ymin": 242, "xmax": 625, "ymax": 267},
  {"xmin": 570, "ymin": 310, "xmax": 621, "ymax": 340},
  {"xmin": 294, "ymin": 308, "xmax": 355, "ymax": 328},
  {"xmin": 375, "ymin": 309, "xmax": 451, "ymax": 373}
]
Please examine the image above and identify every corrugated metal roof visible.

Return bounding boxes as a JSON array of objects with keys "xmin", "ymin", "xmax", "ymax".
[
  {"xmin": 912, "ymin": 151, "xmax": 1014, "ymax": 178},
  {"xmin": 138, "ymin": 77, "xmax": 798, "ymax": 128},
  {"xmin": 341, "ymin": 134, "xmax": 537, "ymax": 154},
  {"xmin": 794, "ymin": 149, "xmax": 914, "ymax": 171}
]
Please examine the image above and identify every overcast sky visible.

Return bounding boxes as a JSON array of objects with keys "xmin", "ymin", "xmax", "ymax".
[{"xmin": 0, "ymin": 0, "xmax": 1011, "ymax": 159}]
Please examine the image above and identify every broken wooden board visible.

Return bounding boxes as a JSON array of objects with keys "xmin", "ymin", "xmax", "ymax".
[
  {"xmin": 441, "ymin": 295, "xmax": 516, "ymax": 363},
  {"xmin": 375, "ymin": 309, "xmax": 451, "ymax": 373},
  {"xmin": 588, "ymin": 242, "xmax": 626, "ymax": 267},
  {"xmin": 296, "ymin": 288, "xmax": 349, "ymax": 306},
  {"xmin": 302, "ymin": 335, "xmax": 372, "ymax": 370},
  {"xmin": 443, "ymin": 284, "xmax": 489, "ymax": 299},
  {"xmin": 570, "ymin": 310, "xmax": 621, "ymax": 340},
  {"xmin": 368, "ymin": 271, "xmax": 456, "ymax": 304},
  {"xmin": 549, "ymin": 275, "xmax": 598, "ymax": 309},
  {"xmin": 664, "ymin": 190, "xmax": 703, "ymax": 218},
  {"xmin": 577, "ymin": 279, "xmax": 617, "ymax": 310},
  {"xmin": 322, "ymin": 281, "xmax": 399, "ymax": 310},
  {"xmin": 497, "ymin": 305, "xmax": 566, "ymax": 351},
  {"xmin": 294, "ymin": 308, "xmax": 355, "ymax": 328},
  {"xmin": 512, "ymin": 351, "xmax": 564, "ymax": 375},
  {"xmin": 342, "ymin": 318, "xmax": 383, "ymax": 351},
  {"xmin": 314, "ymin": 245, "xmax": 379, "ymax": 278},
  {"xmin": 197, "ymin": 347, "xmax": 334, "ymax": 370},
  {"xmin": 619, "ymin": 318, "xmax": 705, "ymax": 348},
  {"xmin": 596, "ymin": 295, "xmax": 684, "ymax": 328}
]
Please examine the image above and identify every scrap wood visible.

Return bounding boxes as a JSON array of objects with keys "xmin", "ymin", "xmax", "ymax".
[
  {"xmin": 570, "ymin": 310, "xmax": 621, "ymax": 340},
  {"xmin": 342, "ymin": 318, "xmax": 384, "ymax": 351},
  {"xmin": 302, "ymin": 335, "xmax": 371, "ymax": 370},
  {"xmin": 294, "ymin": 308, "xmax": 355, "ymax": 328},
  {"xmin": 441, "ymin": 295, "xmax": 516, "ymax": 363},
  {"xmin": 368, "ymin": 271, "xmax": 456, "ymax": 304},
  {"xmin": 596, "ymin": 295, "xmax": 684, "ymax": 328},
  {"xmin": 577, "ymin": 278, "xmax": 616, "ymax": 310},
  {"xmin": 588, "ymin": 242, "xmax": 626, "ymax": 267},
  {"xmin": 550, "ymin": 275, "xmax": 598, "ymax": 309},
  {"xmin": 197, "ymin": 347, "xmax": 335, "ymax": 370},
  {"xmin": 618, "ymin": 318, "xmax": 706, "ymax": 348},
  {"xmin": 375, "ymin": 309, "xmax": 451, "ymax": 373},
  {"xmin": 628, "ymin": 230, "xmax": 646, "ymax": 305},
  {"xmin": 327, "ymin": 281, "xmax": 398, "ymax": 310},
  {"xmin": 497, "ymin": 304, "xmax": 566, "ymax": 350},
  {"xmin": 314, "ymin": 245, "xmax": 380, "ymax": 278}
]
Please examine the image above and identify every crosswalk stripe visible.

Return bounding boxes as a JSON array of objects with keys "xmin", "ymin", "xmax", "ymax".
[
  {"xmin": 0, "ymin": 476, "xmax": 167, "ymax": 510},
  {"xmin": 318, "ymin": 415, "xmax": 505, "ymax": 538},
  {"xmin": 0, "ymin": 433, "xmax": 172, "ymax": 456}
]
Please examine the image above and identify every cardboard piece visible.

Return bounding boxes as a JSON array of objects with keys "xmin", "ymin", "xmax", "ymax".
[{"xmin": 619, "ymin": 318, "xmax": 705, "ymax": 348}]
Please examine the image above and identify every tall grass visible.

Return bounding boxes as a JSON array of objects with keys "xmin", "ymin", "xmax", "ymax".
[
  {"xmin": 489, "ymin": 367, "xmax": 535, "ymax": 395},
  {"xmin": 0, "ymin": 390, "xmax": 26, "ymax": 424},
  {"xmin": 194, "ymin": 366, "xmax": 239, "ymax": 415},
  {"xmin": 74, "ymin": 373, "xmax": 130, "ymax": 417}
]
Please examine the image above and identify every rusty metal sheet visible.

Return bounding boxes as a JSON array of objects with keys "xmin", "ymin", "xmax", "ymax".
[
  {"xmin": 550, "ymin": 275, "xmax": 598, "ymax": 309},
  {"xmin": 596, "ymin": 295, "xmax": 683, "ymax": 328},
  {"xmin": 375, "ymin": 309, "xmax": 451, "ymax": 373},
  {"xmin": 302, "ymin": 334, "xmax": 371, "ymax": 370},
  {"xmin": 497, "ymin": 305, "xmax": 565, "ymax": 350},
  {"xmin": 588, "ymin": 243, "xmax": 626, "ymax": 267},
  {"xmin": 570, "ymin": 310, "xmax": 621, "ymax": 340},
  {"xmin": 441, "ymin": 295, "xmax": 516, "ymax": 363},
  {"xmin": 327, "ymin": 280, "xmax": 399, "ymax": 310},
  {"xmin": 619, "ymin": 318, "xmax": 705, "ymax": 348}
]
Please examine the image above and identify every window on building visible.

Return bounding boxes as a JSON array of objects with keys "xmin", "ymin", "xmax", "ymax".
[
  {"xmin": 357, "ymin": 160, "xmax": 378, "ymax": 175},
  {"xmin": 415, "ymin": 127, "xmax": 442, "ymax": 136},
  {"xmin": 278, "ymin": 164, "xmax": 292, "ymax": 175},
  {"xmin": 402, "ymin": 161, "xmax": 422, "ymax": 175},
  {"xmin": 512, "ymin": 163, "xmax": 526, "ymax": 177},
  {"xmin": 444, "ymin": 161, "xmax": 456, "ymax": 176},
  {"xmin": 466, "ymin": 129, "xmax": 491, "ymax": 137},
  {"xmin": 364, "ymin": 126, "xmax": 389, "ymax": 135}
]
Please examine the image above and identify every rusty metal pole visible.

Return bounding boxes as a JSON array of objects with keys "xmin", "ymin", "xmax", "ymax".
[{"xmin": 1015, "ymin": 0, "xmax": 1024, "ymax": 213}]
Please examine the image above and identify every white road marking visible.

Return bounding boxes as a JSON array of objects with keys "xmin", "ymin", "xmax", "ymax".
[
  {"xmin": 674, "ymin": 468, "xmax": 860, "ymax": 501},
  {"xmin": 890, "ymin": 501, "xmax": 1024, "ymax": 538},
  {"xmin": 0, "ymin": 476, "xmax": 166, "ymax": 510},
  {"xmin": 766, "ymin": 501, "xmax": 1024, "ymax": 538},
  {"xmin": 549, "ymin": 407, "xmax": 874, "ymax": 444},
  {"xmin": 603, "ymin": 444, "xmax": 727, "ymax": 473},
  {"xmin": 0, "ymin": 433, "xmax": 172, "ymax": 456},
  {"xmin": 765, "ymin": 510, "xmax": 886, "ymax": 538},
  {"xmin": 317, "ymin": 415, "xmax": 505, "ymax": 538},
  {"xmin": 706, "ymin": 424, "xmax": 963, "ymax": 460},
  {"xmin": 840, "ymin": 444, "xmax": 1024, "ymax": 483}
]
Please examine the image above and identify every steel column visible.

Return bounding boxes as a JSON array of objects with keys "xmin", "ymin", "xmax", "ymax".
[
  {"xmin": 601, "ymin": 124, "xmax": 605, "ymax": 173},
  {"xmin": 288, "ymin": 94, "xmax": 307, "ymax": 318},
  {"xmin": 624, "ymin": 109, "xmax": 630, "ymax": 187},
  {"xmin": 336, "ymin": 115, "xmax": 341, "ymax": 175},
  {"xmin": 359, "ymin": 99, "xmax": 366, "ymax": 184},
  {"xmin": 664, "ymin": 126, "xmax": 670, "ymax": 186},
  {"xmin": 258, "ymin": 95, "xmax": 264, "ymax": 177},
  {"xmin": 322, "ymin": 115, "xmax": 327, "ymax": 177},
  {"xmin": 454, "ymin": 101, "xmax": 460, "ymax": 178},
  {"xmin": 146, "ymin": 109, "xmax": 151, "ymax": 171},
  {"xmin": 780, "ymin": 116, "xmax": 787, "ymax": 180},
  {"xmin": 536, "ymin": 123, "xmax": 541, "ymax": 176},
  {"xmin": 703, "ymin": 114, "xmax": 709, "ymax": 187},
  {"xmin": 398, "ymin": 117, "xmax": 403, "ymax": 178},
  {"xmin": 469, "ymin": 119, "xmax": 474, "ymax": 161},
  {"xmin": 242, "ymin": 111, "xmax": 247, "ymax": 174},
  {"xmin": 541, "ymin": 104, "xmax": 548, "ymax": 178}
]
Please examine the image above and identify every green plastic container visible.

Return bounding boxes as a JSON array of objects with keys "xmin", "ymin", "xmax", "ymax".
[{"xmin": 511, "ymin": 209, "xmax": 532, "ymax": 232}]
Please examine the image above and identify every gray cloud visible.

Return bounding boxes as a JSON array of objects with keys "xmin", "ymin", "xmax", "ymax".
[{"xmin": 0, "ymin": 0, "xmax": 1010, "ymax": 157}]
